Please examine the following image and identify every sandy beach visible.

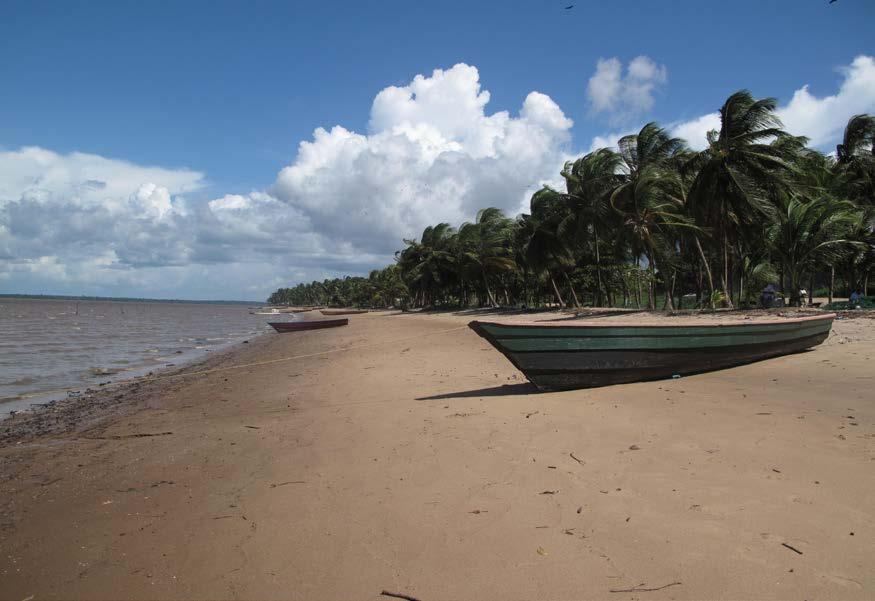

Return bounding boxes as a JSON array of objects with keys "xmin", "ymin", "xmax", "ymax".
[{"xmin": 1, "ymin": 310, "xmax": 873, "ymax": 600}]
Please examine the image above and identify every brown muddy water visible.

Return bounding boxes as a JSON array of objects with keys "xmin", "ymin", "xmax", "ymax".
[{"xmin": 0, "ymin": 298, "xmax": 282, "ymax": 412}]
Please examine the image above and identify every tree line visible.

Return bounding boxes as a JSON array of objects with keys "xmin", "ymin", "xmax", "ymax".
[{"xmin": 269, "ymin": 91, "xmax": 874, "ymax": 310}]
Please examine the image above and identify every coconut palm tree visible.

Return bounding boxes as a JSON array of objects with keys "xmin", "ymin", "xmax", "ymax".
[
  {"xmin": 688, "ymin": 90, "xmax": 796, "ymax": 307},
  {"xmin": 610, "ymin": 123, "xmax": 693, "ymax": 308},
  {"xmin": 396, "ymin": 223, "xmax": 457, "ymax": 307},
  {"xmin": 560, "ymin": 148, "xmax": 624, "ymax": 305},
  {"xmin": 612, "ymin": 168, "xmax": 697, "ymax": 308},
  {"xmin": 835, "ymin": 114, "xmax": 875, "ymax": 206},
  {"xmin": 767, "ymin": 195, "xmax": 863, "ymax": 305},
  {"xmin": 458, "ymin": 207, "xmax": 517, "ymax": 306},
  {"xmin": 836, "ymin": 114, "xmax": 875, "ymax": 165},
  {"xmin": 518, "ymin": 187, "xmax": 576, "ymax": 307}
]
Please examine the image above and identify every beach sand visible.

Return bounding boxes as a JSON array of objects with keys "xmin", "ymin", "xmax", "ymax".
[{"xmin": 1, "ymin": 311, "xmax": 873, "ymax": 600}]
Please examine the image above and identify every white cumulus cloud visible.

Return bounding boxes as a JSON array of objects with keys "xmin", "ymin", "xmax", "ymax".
[
  {"xmin": 778, "ymin": 55, "xmax": 875, "ymax": 148},
  {"xmin": 587, "ymin": 56, "xmax": 667, "ymax": 123},
  {"xmin": 272, "ymin": 63, "xmax": 573, "ymax": 255},
  {"xmin": 670, "ymin": 55, "xmax": 875, "ymax": 150},
  {"xmin": 1, "ymin": 64, "xmax": 573, "ymax": 299}
]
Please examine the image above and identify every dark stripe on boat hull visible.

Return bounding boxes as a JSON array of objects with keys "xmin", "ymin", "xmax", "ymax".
[{"xmin": 519, "ymin": 331, "xmax": 828, "ymax": 390}]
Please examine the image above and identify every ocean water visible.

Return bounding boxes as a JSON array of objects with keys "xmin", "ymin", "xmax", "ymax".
[{"xmin": 0, "ymin": 298, "xmax": 280, "ymax": 411}]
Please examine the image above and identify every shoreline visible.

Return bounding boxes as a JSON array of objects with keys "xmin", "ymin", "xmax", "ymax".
[
  {"xmin": 0, "ymin": 297, "xmax": 273, "ymax": 420},
  {"xmin": 1, "ymin": 310, "xmax": 873, "ymax": 599},
  {"xmin": 0, "ymin": 331, "xmax": 273, "ymax": 444},
  {"xmin": 2, "ymin": 306, "xmax": 869, "ymax": 444}
]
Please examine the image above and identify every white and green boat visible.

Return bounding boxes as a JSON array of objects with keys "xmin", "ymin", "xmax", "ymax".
[{"xmin": 469, "ymin": 312, "xmax": 835, "ymax": 391}]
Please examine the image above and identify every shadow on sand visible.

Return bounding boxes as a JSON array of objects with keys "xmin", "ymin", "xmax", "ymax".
[{"xmin": 416, "ymin": 382, "xmax": 538, "ymax": 400}]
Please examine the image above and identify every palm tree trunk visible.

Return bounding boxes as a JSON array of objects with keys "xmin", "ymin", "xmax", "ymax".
[
  {"xmin": 548, "ymin": 270, "xmax": 565, "ymax": 307},
  {"xmin": 693, "ymin": 235, "xmax": 714, "ymax": 303},
  {"xmin": 634, "ymin": 258, "xmax": 642, "ymax": 308},
  {"xmin": 594, "ymin": 227, "xmax": 603, "ymax": 306},
  {"xmin": 789, "ymin": 269, "xmax": 801, "ymax": 307},
  {"xmin": 482, "ymin": 270, "xmax": 497, "ymax": 307},
  {"xmin": 829, "ymin": 266, "xmax": 834, "ymax": 304},
  {"xmin": 563, "ymin": 271, "xmax": 581, "ymax": 309},
  {"xmin": 620, "ymin": 275, "xmax": 629, "ymax": 308},
  {"xmin": 721, "ymin": 230, "xmax": 734, "ymax": 308},
  {"xmin": 646, "ymin": 251, "xmax": 656, "ymax": 310}
]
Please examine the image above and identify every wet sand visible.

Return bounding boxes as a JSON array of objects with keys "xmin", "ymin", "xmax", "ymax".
[{"xmin": 1, "ymin": 310, "xmax": 873, "ymax": 600}]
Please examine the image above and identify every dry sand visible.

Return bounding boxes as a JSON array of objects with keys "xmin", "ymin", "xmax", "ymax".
[{"xmin": 1, "ymin": 310, "xmax": 873, "ymax": 600}]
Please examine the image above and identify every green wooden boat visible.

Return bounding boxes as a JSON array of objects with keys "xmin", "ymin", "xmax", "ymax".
[{"xmin": 469, "ymin": 313, "xmax": 835, "ymax": 391}]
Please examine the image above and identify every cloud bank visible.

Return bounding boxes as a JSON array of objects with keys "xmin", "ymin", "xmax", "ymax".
[
  {"xmin": 1, "ymin": 64, "xmax": 573, "ymax": 299},
  {"xmin": 2, "ymin": 57, "xmax": 874, "ymax": 299}
]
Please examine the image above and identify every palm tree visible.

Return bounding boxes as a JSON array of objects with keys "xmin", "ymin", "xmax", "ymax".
[
  {"xmin": 560, "ymin": 148, "xmax": 624, "ymax": 305},
  {"xmin": 610, "ymin": 123, "xmax": 693, "ymax": 308},
  {"xmin": 458, "ymin": 208, "xmax": 517, "ymax": 306},
  {"xmin": 519, "ymin": 187, "xmax": 576, "ymax": 307},
  {"xmin": 835, "ymin": 114, "xmax": 875, "ymax": 206},
  {"xmin": 613, "ymin": 168, "xmax": 697, "ymax": 308},
  {"xmin": 832, "ymin": 206, "xmax": 875, "ymax": 299},
  {"xmin": 737, "ymin": 253, "xmax": 777, "ymax": 306},
  {"xmin": 396, "ymin": 223, "xmax": 456, "ymax": 307},
  {"xmin": 688, "ymin": 90, "xmax": 796, "ymax": 307},
  {"xmin": 767, "ymin": 195, "xmax": 862, "ymax": 305},
  {"xmin": 836, "ymin": 114, "xmax": 875, "ymax": 164}
]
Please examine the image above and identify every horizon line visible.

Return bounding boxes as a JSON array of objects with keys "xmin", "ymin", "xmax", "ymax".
[{"xmin": 0, "ymin": 293, "xmax": 265, "ymax": 305}]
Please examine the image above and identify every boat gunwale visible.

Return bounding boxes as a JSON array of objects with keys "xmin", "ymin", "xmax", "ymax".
[{"xmin": 470, "ymin": 312, "xmax": 835, "ymax": 330}]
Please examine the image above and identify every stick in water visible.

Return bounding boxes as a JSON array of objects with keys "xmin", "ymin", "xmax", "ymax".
[
  {"xmin": 782, "ymin": 542, "xmax": 803, "ymax": 555},
  {"xmin": 609, "ymin": 581, "xmax": 681, "ymax": 593},
  {"xmin": 381, "ymin": 591, "xmax": 421, "ymax": 601}
]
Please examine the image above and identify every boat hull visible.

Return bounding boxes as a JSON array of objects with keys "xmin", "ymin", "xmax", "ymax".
[
  {"xmin": 320, "ymin": 309, "xmax": 368, "ymax": 315},
  {"xmin": 469, "ymin": 314, "xmax": 834, "ymax": 391},
  {"xmin": 269, "ymin": 318, "xmax": 348, "ymax": 332}
]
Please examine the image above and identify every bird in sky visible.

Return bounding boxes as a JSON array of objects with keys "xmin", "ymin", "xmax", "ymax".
[{"xmin": 565, "ymin": 4, "xmax": 574, "ymax": 9}]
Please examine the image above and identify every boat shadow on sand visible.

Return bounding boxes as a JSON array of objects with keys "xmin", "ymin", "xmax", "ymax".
[{"xmin": 416, "ymin": 382, "xmax": 538, "ymax": 400}]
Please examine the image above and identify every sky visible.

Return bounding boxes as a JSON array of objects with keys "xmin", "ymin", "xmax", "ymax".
[{"xmin": 1, "ymin": 0, "xmax": 874, "ymax": 301}]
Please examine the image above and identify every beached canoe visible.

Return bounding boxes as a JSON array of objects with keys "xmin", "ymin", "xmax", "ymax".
[
  {"xmin": 269, "ymin": 318, "xmax": 348, "ymax": 333},
  {"xmin": 320, "ymin": 309, "xmax": 368, "ymax": 315},
  {"xmin": 469, "ymin": 313, "xmax": 835, "ymax": 391}
]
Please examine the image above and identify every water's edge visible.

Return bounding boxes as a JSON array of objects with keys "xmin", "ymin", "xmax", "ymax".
[{"xmin": 1, "ymin": 331, "xmax": 270, "ymax": 420}]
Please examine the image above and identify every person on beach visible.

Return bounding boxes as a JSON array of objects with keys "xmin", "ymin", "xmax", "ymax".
[
  {"xmin": 760, "ymin": 284, "xmax": 777, "ymax": 309},
  {"xmin": 850, "ymin": 289, "xmax": 862, "ymax": 307}
]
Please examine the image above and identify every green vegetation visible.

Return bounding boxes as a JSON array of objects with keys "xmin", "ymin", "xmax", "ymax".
[
  {"xmin": 269, "ymin": 97, "xmax": 874, "ymax": 310},
  {"xmin": 824, "ymin": 296, "xmax": 875, "ymax": 310}
]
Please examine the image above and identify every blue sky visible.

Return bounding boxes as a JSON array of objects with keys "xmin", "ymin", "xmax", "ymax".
[{"xmin": 1, "ymin": 0, "xmax": 874, "ymax": 299}]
